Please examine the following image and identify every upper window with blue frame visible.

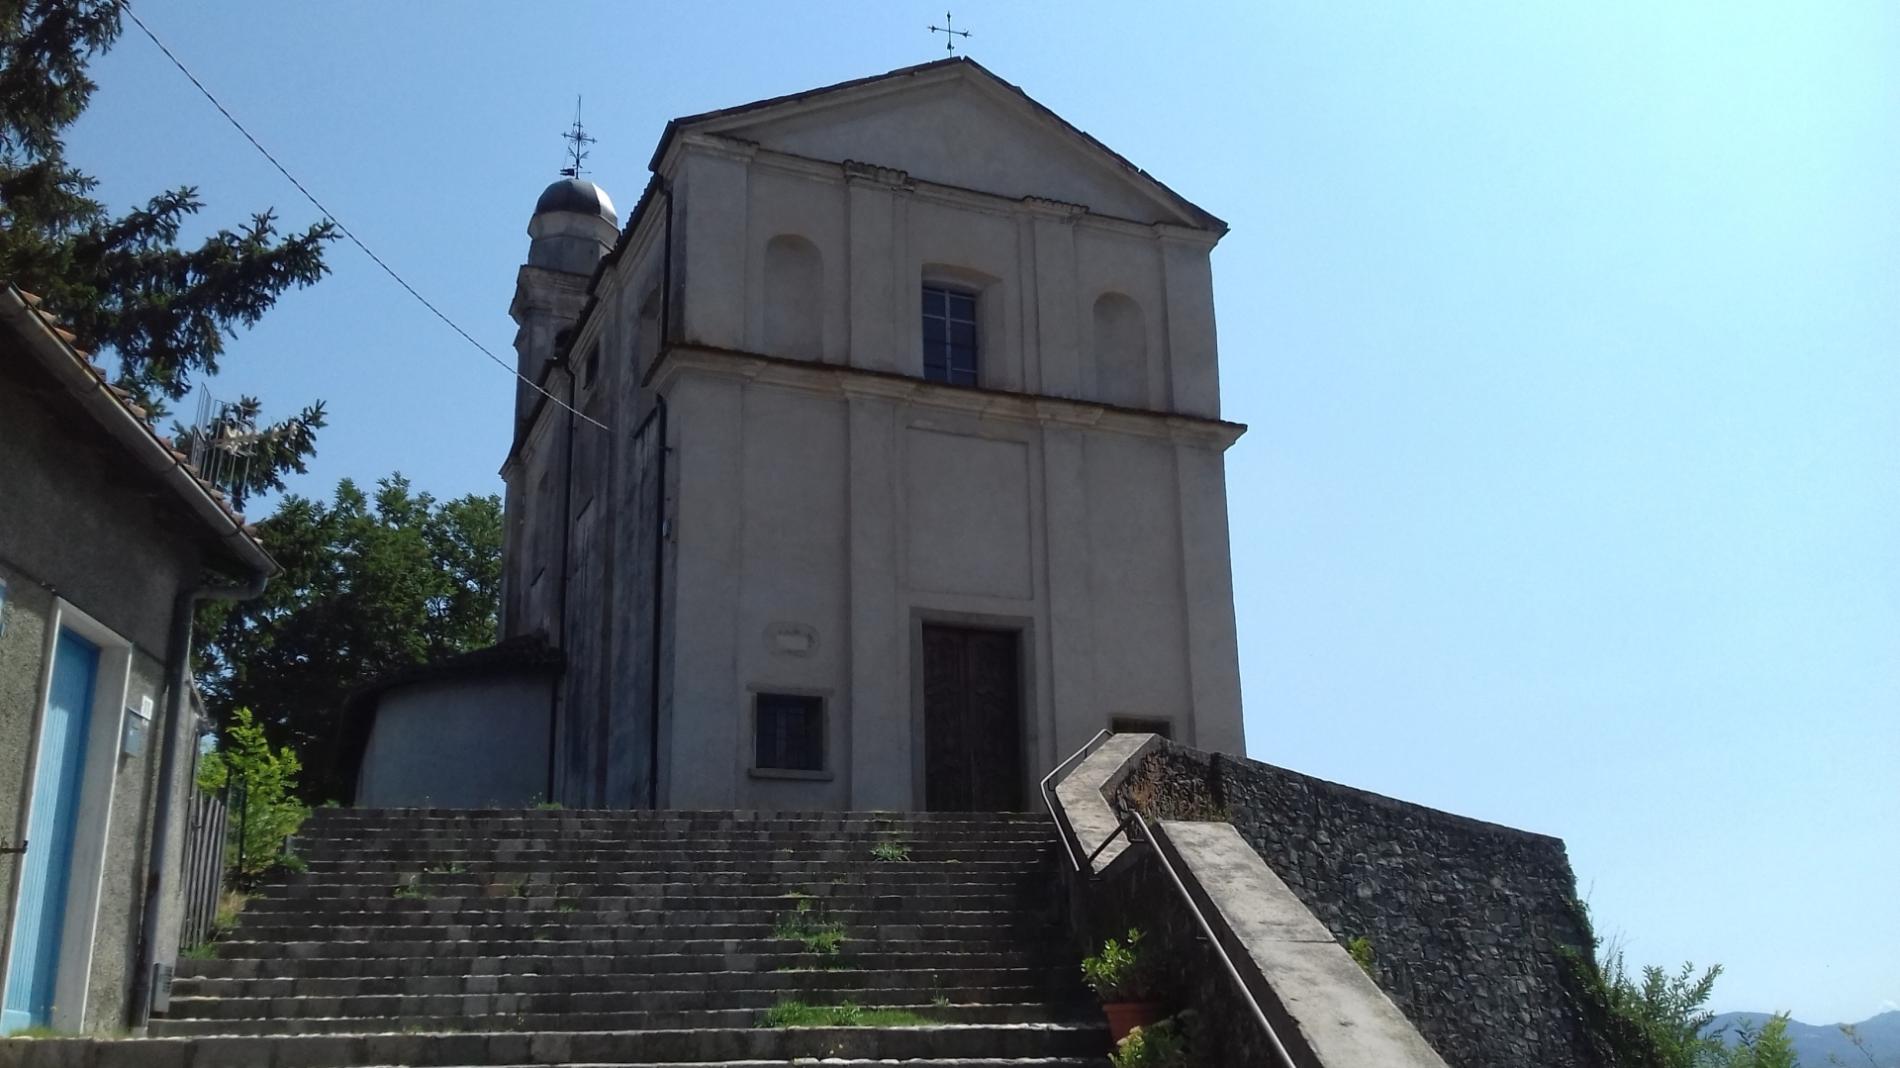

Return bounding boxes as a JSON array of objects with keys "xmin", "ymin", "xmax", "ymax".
[{"xmin": 921, "ymin": 285, "xmax": 978, "ymax": 387}]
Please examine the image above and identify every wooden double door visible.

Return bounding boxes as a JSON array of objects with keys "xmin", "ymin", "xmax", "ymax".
[{"xmin": 921, "ymin": 624, "xmax": 1023, "ymax": 812}]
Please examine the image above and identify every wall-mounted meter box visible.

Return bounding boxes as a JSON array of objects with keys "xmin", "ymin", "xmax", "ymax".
[{"xmin": 123, "ymin": 694, "xmax": 154, "ymax": 758}]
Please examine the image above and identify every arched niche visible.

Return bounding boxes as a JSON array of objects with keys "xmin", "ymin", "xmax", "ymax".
[
  {"xmin": 1092, "ymin": 292, "xmax": 1147, "ymax": 408},
  {"xmin": 764, "ymin": 235, "xmax": 823, "ymax": 360}
]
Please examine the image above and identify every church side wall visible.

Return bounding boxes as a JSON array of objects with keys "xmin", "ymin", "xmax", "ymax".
[{"xmin": 356, "ymin": 677, "xmax": 554, "ymax": 808}]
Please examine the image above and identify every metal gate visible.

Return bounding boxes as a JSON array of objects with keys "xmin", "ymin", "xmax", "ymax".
[{"xmin": 176, "ymin": 785, "xmax": 230, "ymax": 948}]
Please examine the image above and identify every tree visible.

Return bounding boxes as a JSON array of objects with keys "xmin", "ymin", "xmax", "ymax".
[
  {"xmin": 0, "ymin": 0, "xmax": 335, "ymax": 509},
  {"xmin": 1573, "ymin": 945, "xmax": 1727, "ymax": 1068},
  {"xmin": 1719, "ymin": 1015, "xmax": 1801, "ymax": 1068},
  {"xmin": 195, "ymin": 475, "xmax": 503, "ymax": 801},
  {"xmin": 195, "ymin": 707, "xmax": 307, "ymax": 879},
  {"xmin": 1573, "ymin": 944, "xmax": 1818, "ymax": 1068}
]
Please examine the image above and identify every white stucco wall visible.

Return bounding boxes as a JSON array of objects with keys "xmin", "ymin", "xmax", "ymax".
[
  {"xmin": 653, "ymin": 356, "xmax": 1243, "ymax": 811},
  {"xmin": 355, "ymin": 676, "xmax": 554, "ymax": 809}
]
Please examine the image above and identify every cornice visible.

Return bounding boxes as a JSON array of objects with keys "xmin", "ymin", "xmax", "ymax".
[{"xmin": 648, "ymin": 343, "xmax": 1245, "ymax": 450}]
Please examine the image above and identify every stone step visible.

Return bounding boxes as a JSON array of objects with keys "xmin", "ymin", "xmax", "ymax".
[
  {"xmin": 296, "ymin": 850, "xmax": 1052, "ymax": 868},
  {"xmin": 319, "ymin": 1062, "xmax": 1102, "ymax": 1068},
  {"xmin": 292, "ymin": 851, "xmax": 1056, "ymax": 870},
  {"xmin": 0, "ymin": 1023, "xmax": 1108, "ymax": 1067},
  {"xmin": 298, "ymin": 809, "xmax": 1056, "ymax": 828},
  {"xmin": 274, "ymin": 872, "xmax": 1041, "ymax": 893},
  {"xmin": 295, "ymin": 836, "xmax": 1057, "ymax": 851},
  {"xmin": 258, "ymin": 874, "xmax": 1041, "ymax": 889},
  {"xmin": 163, "ymin": 984, "xmax": 1066, "ymax": 1019},
  {"xmin": 171, "ymin": 966, "xmax": 1067, "ymax": 1000},
  {"xmin": 228, "ymin": 906, "xmax": 1036, "ymax": 933},
  {"xmin": 296, "ymin": 837, "xmax": 1055, "ymax": 858},
  {"xmin": 209, "ymin": 1062, "xmax": 1102, "ymax": 1068},
  {"xmin": 296, "ymin": 814, "xmax": 1052, "ymax": 838},
  {"xmin": 241, "ymin": 891, "xmax": 1037, "ymax": 915},
  {"xmin": 231, "ymin": 905, "xmax": 1044, "ymax": 931},
  {"xmin": 296, "ymin": 824, "xmax": 1056, "ymax": 839},
  {"xmin": 179, "ymin": 948, "xmax": 1061, "ymax": 980},
  {"xmin": 232, "ymin": 910, "xmax": 1042, "ymax": 936},
  {"xmin": 205, "ymin": 935, "xmax": 1064, "ymax": 961},
  {"xmin": 149, "ymin": 1001, "xmax": 1082, "ymax": 1037}
]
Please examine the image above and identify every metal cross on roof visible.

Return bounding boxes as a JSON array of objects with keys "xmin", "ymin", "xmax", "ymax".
[
  {"xmin": 560, "ymin": 96, "xmax": 595, "ymax": 179},
  {"xmin": 929, "ymin": 11, "xmax": 971, "ymax": 54}
]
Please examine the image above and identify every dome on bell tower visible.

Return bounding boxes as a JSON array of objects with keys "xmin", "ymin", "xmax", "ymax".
[{"xmin": 533, "ymin": 177, "xmax": 617, "ymax": 226}]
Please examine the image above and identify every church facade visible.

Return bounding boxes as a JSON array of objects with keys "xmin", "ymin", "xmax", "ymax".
[{"xmin": 501, "ymin": 59, "xmax": 1247, "ymax": 812}]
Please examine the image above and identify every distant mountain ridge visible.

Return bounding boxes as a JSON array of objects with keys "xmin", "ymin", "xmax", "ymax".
[{"xmin": 1707, "ymin": 1010, "xmax": 1900, "ymax": 1067}]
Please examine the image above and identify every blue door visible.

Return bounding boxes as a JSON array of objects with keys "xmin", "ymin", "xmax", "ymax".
[{"xmin": 2, "ymin": 629, "xmax": 99, "ymax": 1034}]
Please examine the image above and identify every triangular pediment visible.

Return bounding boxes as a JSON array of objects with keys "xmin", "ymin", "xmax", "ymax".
[{"xmin": 657, "ymin": 60, "xmax": 1222, "ymax": 232}]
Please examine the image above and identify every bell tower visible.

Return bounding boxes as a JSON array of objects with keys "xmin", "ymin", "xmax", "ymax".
[{"xmin": 508, "ymin": 177, "xmax": 618, "ymax": 437}]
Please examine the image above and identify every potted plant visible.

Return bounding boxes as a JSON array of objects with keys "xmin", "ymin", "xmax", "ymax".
[{"xmin": 1081, "ymin": 927, "xmax": 1162, "ymax": 1041}]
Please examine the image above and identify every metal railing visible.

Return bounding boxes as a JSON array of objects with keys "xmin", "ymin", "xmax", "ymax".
[
  {"xmin": 1038, "ymin": 728, "xmax": 1113, "ymax": 872},
  {"xmin": 1041, "ymin": 731, "xmax": 1300, "ymax": 1068}
]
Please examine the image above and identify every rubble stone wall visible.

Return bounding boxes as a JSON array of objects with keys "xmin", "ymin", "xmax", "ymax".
[{"xmin": 1117, "ymin": 742, "xmax": 1602, "ymax": 1068}]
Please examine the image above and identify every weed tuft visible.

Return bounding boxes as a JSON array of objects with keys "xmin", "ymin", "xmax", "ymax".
[
  {"xmin": 774, "ymin": 896, "xmax": 847, "ymax": 956},
  {"xmin": 759, "ymin": 999, "xmax": 931, "ymax": 1028}
]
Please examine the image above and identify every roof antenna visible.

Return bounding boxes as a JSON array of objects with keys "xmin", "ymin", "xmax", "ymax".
[
  {"xmin": 928, "ymin": 11, "xmax": 971, "ymax": 55},
  {"xmin": 560, "ymin": 96, "xmax": 595, "ymax": 179}
]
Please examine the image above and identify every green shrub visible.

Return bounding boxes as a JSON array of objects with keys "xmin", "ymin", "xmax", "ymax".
[
  {"xmin": 196, "ymin": 707, "xmax": 309, "ymax": 879},
  {"xmin": 1110, "ymin": 1015, "xmax": 1191, "ymax": 1068},
  {"xmin": 1347, "ymin": 935, "xmax": 1375, "ymax": 975},
  {"xmin": 1568, "ymin": 942, "xmax": 1723, "ymax": 1068},
  {"xmin": 1082, "ymin": 928, "xmax": 1152, "ymax": 1001}
]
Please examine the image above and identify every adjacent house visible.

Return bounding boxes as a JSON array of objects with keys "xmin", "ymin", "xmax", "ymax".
[{"xmin": 0, "ymin": 284, "xmax": 274, "ymax": 1033}]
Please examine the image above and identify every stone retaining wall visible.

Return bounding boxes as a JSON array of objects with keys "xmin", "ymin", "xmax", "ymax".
[{"xmin": 1117, "ymin": 742, "xmax": 1601, "ymax": 1068}]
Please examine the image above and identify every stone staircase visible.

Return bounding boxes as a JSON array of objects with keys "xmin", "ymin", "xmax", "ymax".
[{"xmin": 2, "ymin": 809, "xmax": 1107, "ymax": 1067}]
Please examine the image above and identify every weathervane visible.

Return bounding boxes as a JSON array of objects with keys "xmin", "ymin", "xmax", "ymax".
[
  {"xmin": 560, "ymin": 96, "xmax": 595, "ymax": 179},
  {"xmin": 929, "ymin": 11, "xmax": 971, "ymax": 55}
]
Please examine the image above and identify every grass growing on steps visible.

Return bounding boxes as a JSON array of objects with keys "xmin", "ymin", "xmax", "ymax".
[
  {"xmin": 178, "ymin": 888, "xmax": 252, "ymax": 959},
  {"xmin": 759, "ymin": 999, "xmax": 934, "ymax": 1027},
  {"xmin": 774, "ymin": 895, "xmax": 847, "ymax": 955}
]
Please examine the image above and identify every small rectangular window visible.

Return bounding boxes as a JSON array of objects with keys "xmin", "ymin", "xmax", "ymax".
[
  {"xmin": 755, "ymin": 693, "xmax": 824, "ymax": 772},
  {"xmin": 921, "ymin": 285, "xmax": 978, "ymax": 386},
  {"xmin": 1111, "ymin": 716, "xmax": 1173, "ymax": 739}
]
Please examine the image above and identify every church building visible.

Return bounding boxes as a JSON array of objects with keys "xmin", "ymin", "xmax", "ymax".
[{"xmin": 362, "ymin": 59, "xmax": 1250, "ymax": 812}]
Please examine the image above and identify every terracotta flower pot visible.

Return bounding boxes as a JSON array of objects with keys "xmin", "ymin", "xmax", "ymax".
[{"xmin": 1102, "ymin": 1000, "xmax": 1166, "ymax": 1042}]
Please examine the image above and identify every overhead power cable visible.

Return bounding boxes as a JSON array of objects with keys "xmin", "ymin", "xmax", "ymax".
[{"xmin": 122, "ymin": 3, "xmax": 611, "ymax": 432}]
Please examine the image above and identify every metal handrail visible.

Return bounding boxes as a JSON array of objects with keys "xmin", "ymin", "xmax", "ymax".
[
  {"xmin": 1039, "ymin": 728, "xmax": 1113, "ymax": 873},
  {"xmin": 1041, "ymin": 731, "xmax": 1300, "ymax": 1068}
]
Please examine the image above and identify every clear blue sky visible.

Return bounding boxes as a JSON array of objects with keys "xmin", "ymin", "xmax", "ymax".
[{"xmin": 69, "ymin": 2, "xmax": 1895, "ymax": 1023}]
